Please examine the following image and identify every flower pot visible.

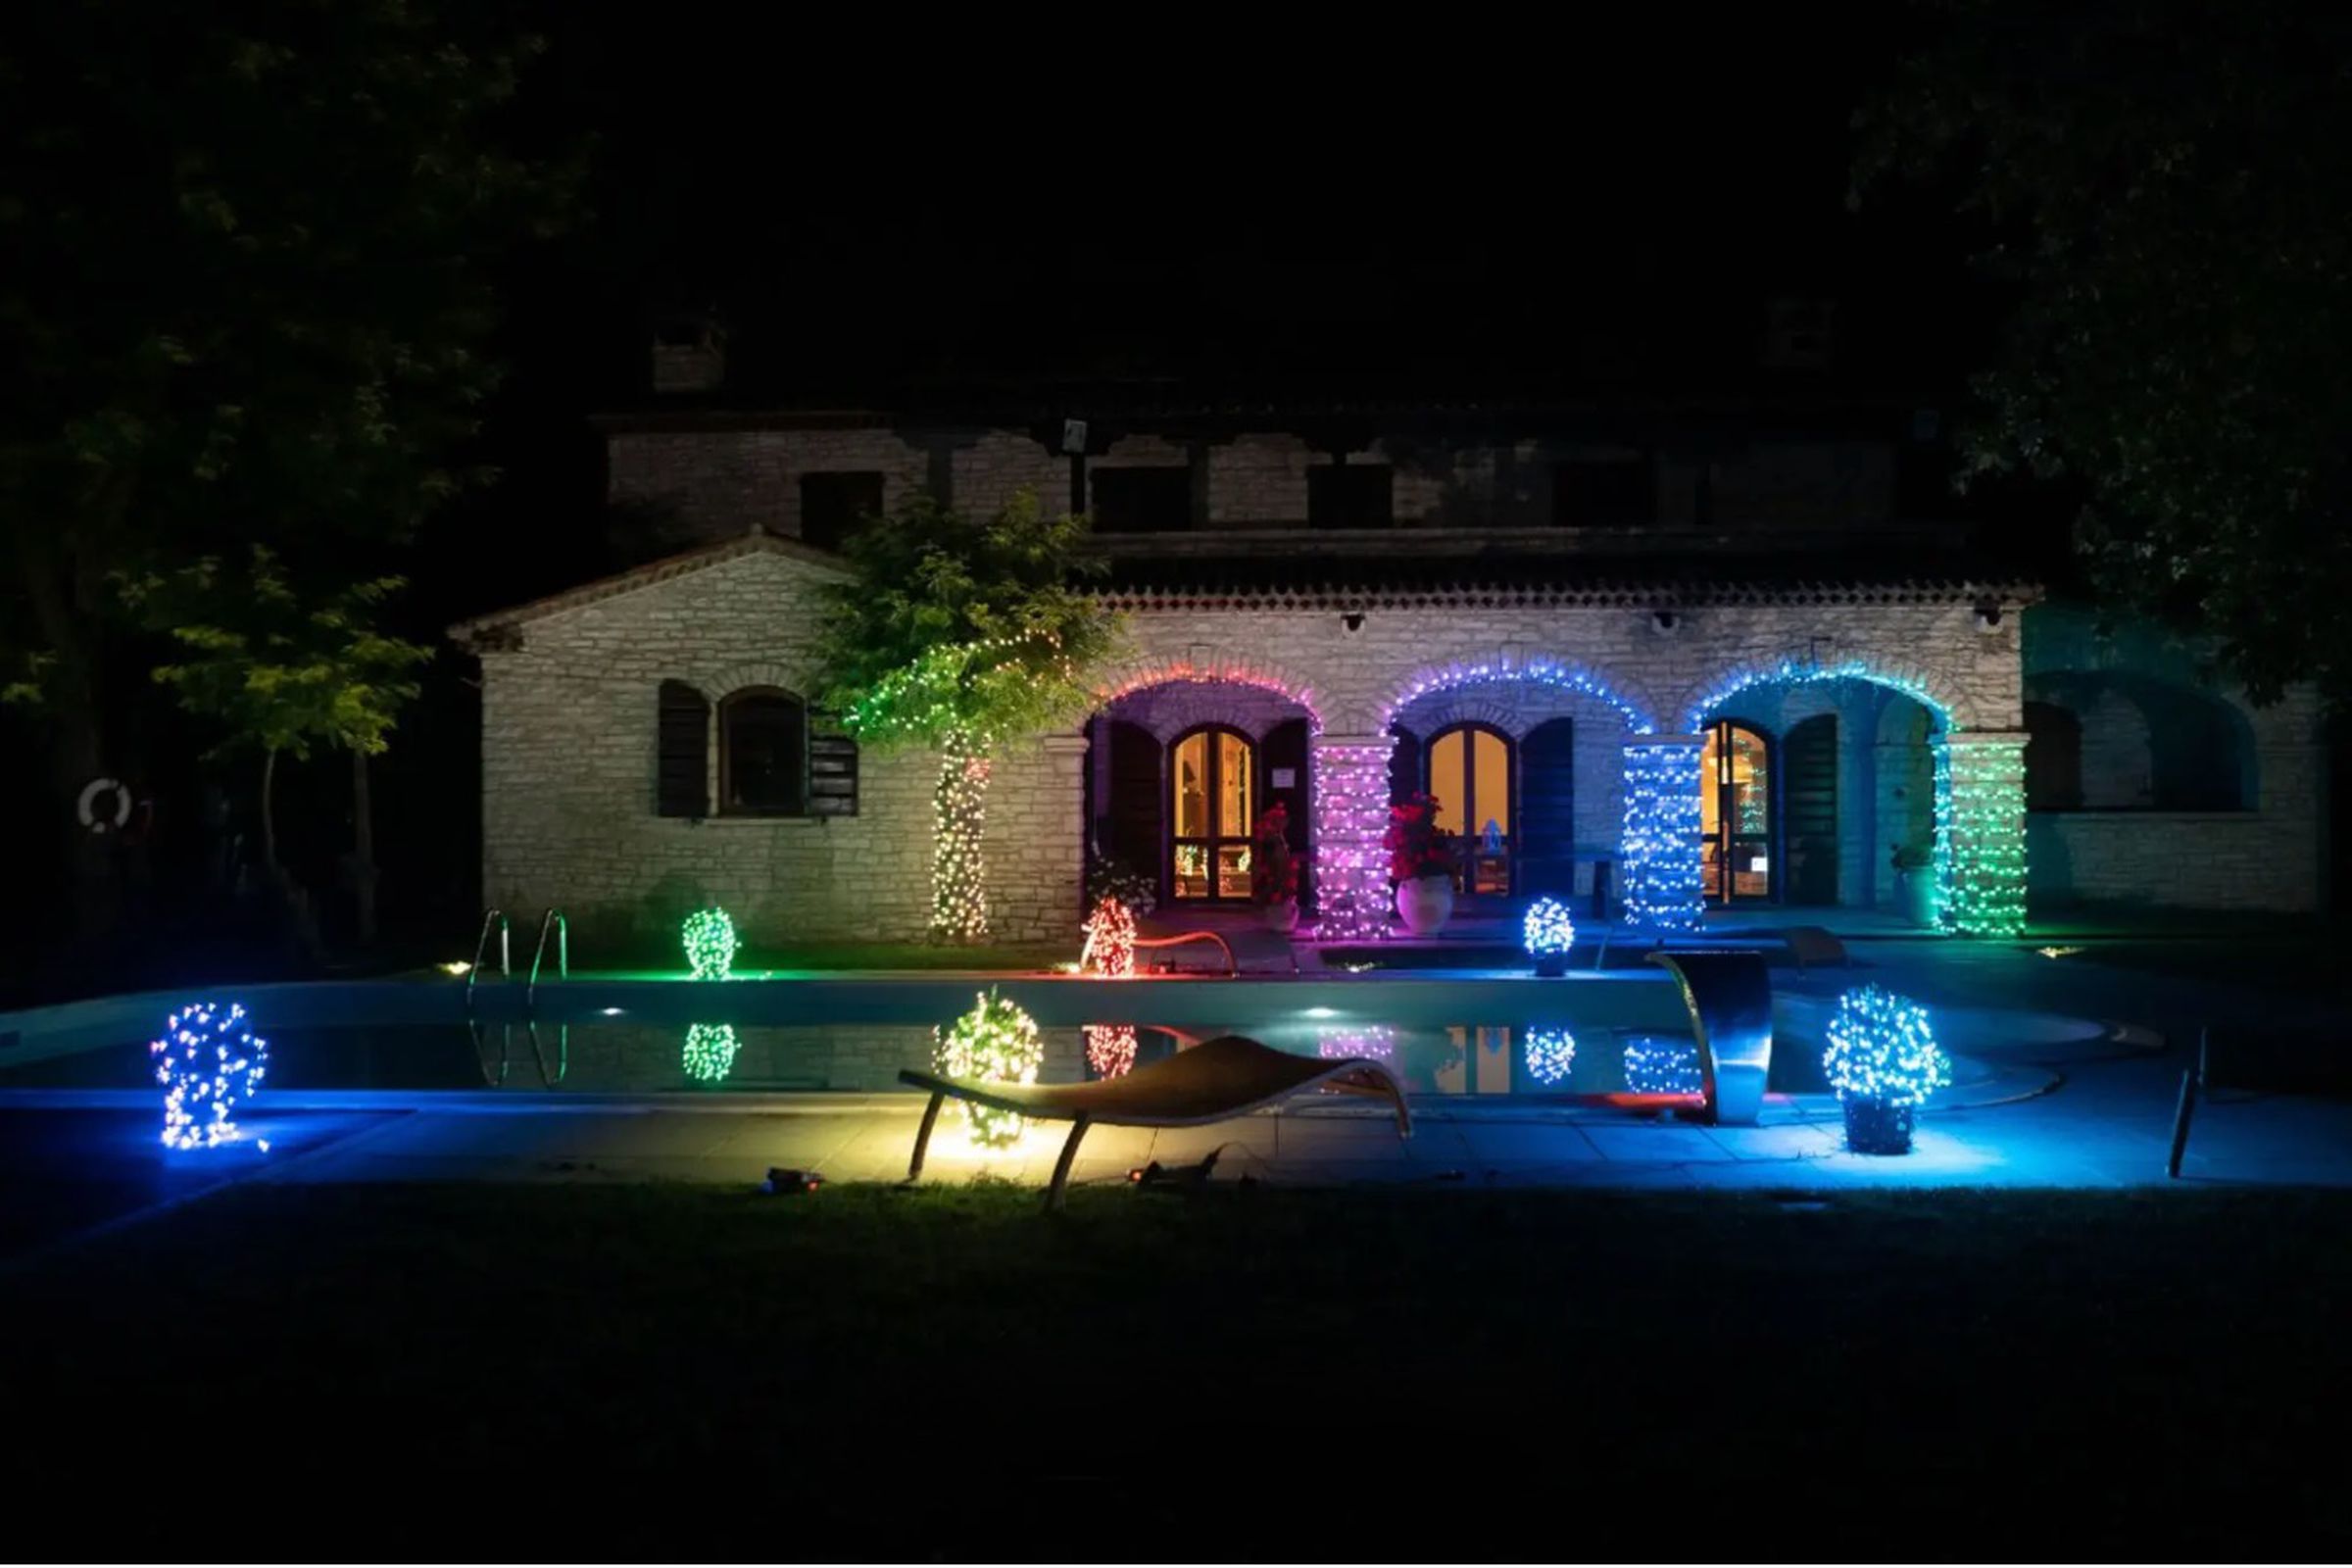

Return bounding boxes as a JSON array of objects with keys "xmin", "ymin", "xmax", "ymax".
[
  {"xmin": 1841, "ymin": 1099, "xmax": 1915, "ymax": 1155},
  {"xmin": 1260, "ymin": 898, "xmax": 1299, "ymax": 934},
  {"xmin": 1532, "ymin": 952, "xmax": 1569, "ymax": 977},
  {"xmin": 1895, "ymin": 866, "xmax": 1937, "ymax": 929},
  {"xmin": 1396, "ymin": 873, "xmax": 1454, "ymax": 936}
]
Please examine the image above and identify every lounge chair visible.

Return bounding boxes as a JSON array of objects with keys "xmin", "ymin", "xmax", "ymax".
[{"xmin": 898, "ymin": 1035, "xmax": 1410, "ymax": 1208}]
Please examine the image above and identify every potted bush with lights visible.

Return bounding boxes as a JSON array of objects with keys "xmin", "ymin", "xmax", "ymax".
[
  {"xmin": 1251, "ymin": 802, "xmax": 1301, "ymax": 933},
  {"xmin": 1385, "ymin": 791, "xmax": 1455, "ymax": 936},
  {"xmin": 1822, "ymin": 984, "xmax": 1952, "ymax": 1154},
  {"xmin": 1890, "ymin": 841, "xmax": 1936, "ymax": 929},
  {"xmin": 1522, "ymin": 896, "xmax": 1577, "ymax": 976}
]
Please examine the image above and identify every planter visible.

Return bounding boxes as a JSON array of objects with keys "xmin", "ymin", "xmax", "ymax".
[
  {"xmin": 1395, "ymin": 873, "xmax": 1454, "ymax": 936},
  {"xmin": 1532, "ymin": 952, "xmax": 1569, "ymax": 977},
  {"xmin": 1260, "ymin": 898, "xmax": 1299, "ymax": 934},
  {"xmin": 1894, "ymin": 866, "xmax": 1937, "ymax": 929},
  {"xmin": 1841, "ymin": 1099, "xmax": 1916, "ymax": 1155}
]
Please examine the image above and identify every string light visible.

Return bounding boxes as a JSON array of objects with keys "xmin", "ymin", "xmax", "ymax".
[
  {"xmin": 1095, "ymin": 666, "xmax": 1321, "ymax": 730},
  {"xmin": 1317, "ymin": 1026, "xmax": 1396, "ymax": 1060},
  {"xmin": 682, "ymin": 907, "xmax": 739, "ymax": 980},
  {"xmin": 1822, "ymin": 985, "xmax": 1950, "ymax": 1106},
  {"xmin": 1386, "ymin": 658, "xmax": 1657, "ymax": 735},
  {"xmin": 934, "ymin": 990, "xmax": 1044, "ymax": 1148},
  {"xmin": 1085, "ymin": 1026, "xmax": 1138, "ymax": 1079},
  {"xmin": 1079, "ymin": 897, "xmax": 1136, "ymax": 977},
  {"xmin": 151, "ymin": 1002, "xmax": 267, "ymax": 1150},
  {"xmin": 1522, "ymin": 897, "xmax": 1577, "ymax": 974},
  {"xmin": 1620, "ymin": 739, "xmax": 1704, "ymax": 933},
  {"xmin": 1624, "ymin": 1034, "xmax": 1703, "ymax": 1096},
  {"xmin": 1682, "ymin": 659, "xmax": 1946, "ymax": 734},
  {"xmin": 1939, "ymin": 737, "xmax": 2029, "ymax": 937},
  {"xmin": 1310, "ymin": 739, "xmax": 1394, "ymax": 941},
  {"xmin": 1523, "ymin": 1027, "xmax": 1577, "ymax": 1087},
  {"xmin": 932, "ymin": 732, "xmax": 991, "ymax": 942},
  {"xmin": 683, "ymin": 1023, "xmax": 740, "ymax": 1084}
]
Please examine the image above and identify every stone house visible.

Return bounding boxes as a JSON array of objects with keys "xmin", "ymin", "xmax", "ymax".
[{"xmin": 449, "ymin": 387, "xmax": 2326, "ymax": 944}]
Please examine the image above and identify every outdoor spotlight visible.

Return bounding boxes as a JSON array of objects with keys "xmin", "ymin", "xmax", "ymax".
[
  {"xmin": 761, "ymin": 1167, "xmax": 823, "ymax": 1195},
  {"xmin": 1649, "ymin": 610, "xmax": 1680, "ymax": 635},
  {"xmin": 1974, "ymin": 600, "xmax": 2004, "ymax": 633},
  {"xmin": 1341, "ymin": 611, "xmax": 1366, "ymax": 634}
]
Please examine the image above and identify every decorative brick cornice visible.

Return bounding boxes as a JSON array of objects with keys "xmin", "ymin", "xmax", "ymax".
[{"xmin": 1094, "ymin": 579, "xmax": 2042, "ymax": 612}]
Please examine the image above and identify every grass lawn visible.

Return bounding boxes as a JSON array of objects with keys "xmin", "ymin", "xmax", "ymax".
[{"xmin": 6, "ymin": 1181, "xmax": 2350, "ymax": 1556}]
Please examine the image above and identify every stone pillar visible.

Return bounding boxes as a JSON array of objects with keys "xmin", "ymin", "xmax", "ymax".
[
  {"xmin": 1937, "ymin": 731, "xmax": 2029, "ymax": 936},
  {"xmin": 1311, "ymin": 733, "xmax": 1395, "ymax": 940},
  {"xmin": 1620, "ymin": 735, "xmax": 1706, "ymax": 932}
]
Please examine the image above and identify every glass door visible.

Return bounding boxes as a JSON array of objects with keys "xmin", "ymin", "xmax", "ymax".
[
  {"xmin": 1170, "ymin": 727, "xmax": 1254, "ymax": 901},
  {"xmin": 1427, "ymin": 724, "xmax": 1513, "ymax": 898},
  {"xmin": 1699, "ymin": 719, "xmax": 1773, "ymax": 903}
]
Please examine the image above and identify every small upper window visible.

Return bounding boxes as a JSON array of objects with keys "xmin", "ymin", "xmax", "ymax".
[
  {"xmin": 1553, "ymin": 457, "xmax": 1654, "ymax": 526},
  {"xmin": 799, "ymin": 471, "xmax": 884, "ymax": 552},
  {"xmin": 1091, "ymin": 466, "xmax": 1192, "ymax": 533},
  {"xmin": 720, "ymin": 689, "xmax": 808, "ymax": 815},
  {"xmin": 1307, "ymin": 465, "xmax": 1394, "ymax": 529}
]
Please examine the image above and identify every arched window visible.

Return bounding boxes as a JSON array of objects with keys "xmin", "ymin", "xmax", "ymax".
[
  {"xmin": 1425, "ymin": 723, "xmax": 1513, "ymax": 897},
  {"xmin": 719, "ymin": 688, "xmax": 808, "ymax": 815},
  {"xmin": 1170, "ymin": 724, "xmax": 1253, "ymax": 901},
  {"xmin": 1698, "ymin": 718, "xmax": 1772, "ymax": 903}
]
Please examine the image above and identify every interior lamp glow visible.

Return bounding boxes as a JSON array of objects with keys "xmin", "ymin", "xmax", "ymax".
[
  {"xmin": 682, "ymin": 906, "xmax": 739, "ymax": 980},
  {"xmin": 152, "ymin": 1002, "xmax": 268, "ymax": 1150},
  {"xmin": 1523, "ymin": 1027, "xmax": 1577, "ymax": 1087},
  {"xmin": 934, "ymin": 990, "xmax": 1045, "ymax": 1148},
  {"xmin": 1522, "ymin": 898, "xmax": 1577, "ymax": 975},
  {"xmin": 1822, "ymin": 984, "xmax": 1951, "ymax": 1154},
  {"xmin": 683, "ymin": 1022, "xmax": 740, "ymax": 1084}
]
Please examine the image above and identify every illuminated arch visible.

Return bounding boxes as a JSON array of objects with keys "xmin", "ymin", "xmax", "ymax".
[
  {"xmin": 1679, "ymin": 656, "xmax": 1962, "ymax": 734},
  {"xmin": 1094, "ymin": 650, "xmax": 1323, "ymax": 731},
  {"xmin": 1379, "ymin": 653, "xmax": 1659, "ymax": 736}
]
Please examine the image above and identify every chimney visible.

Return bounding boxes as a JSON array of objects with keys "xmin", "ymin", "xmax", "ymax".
[{"xmin": 652, "ymin": 308, "xmax": 726, "ymax": 394}]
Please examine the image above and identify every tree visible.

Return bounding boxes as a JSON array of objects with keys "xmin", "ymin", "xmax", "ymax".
[
  {"xmin": 816, "ymin": 491, "xmax": 1124, "ymax": 943},
  {"xmin": 125, "ymin": 549, "xmax": 429, "ymax": 957},
  {"xmin": 1854, "ymin": 0, "xmax": 2352, "ymax": 704},
  {"xmin": 0, "ymin": 0, "xmax": 572, "ymax": 941}
]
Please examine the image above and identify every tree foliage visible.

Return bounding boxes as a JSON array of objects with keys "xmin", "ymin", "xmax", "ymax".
[
  {"xmin": 816, "ymin": 490, "xmax": 1125, "ymax": 748},
  {"xmin": 125, "ymin": 548, "xmax": 430, "ymax": 762},
  {"xmin": 1856, "ymin": 0, "xmax": 2352, "ymax": 702}
]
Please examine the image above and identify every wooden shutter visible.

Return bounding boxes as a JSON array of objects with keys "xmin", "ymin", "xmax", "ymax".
[
  {"xmin": 1105, "ymin": 721, "xmax": 1163, "ymax": 895},
  {"xmin": 1387, "ymin": 724, "xmax": 1421, "ymax": 807},
  {"xmin": 1262, "ymin": 717, "xmax": 1312, "ymax": 908},
  {"xmin": 1785, "ymin": 713, "xmax": 1838, "ymax": 905},
  {"xmin": 1518, "ymin": 717, "xmax": 1577, "ymax": 895},
  {"xmin": 808, "ymin": 732, "xmax": 859, "ymax": 816},
  {"xmin": 657, "ymin": 681, "xmax": 710, "ymax": 817}
]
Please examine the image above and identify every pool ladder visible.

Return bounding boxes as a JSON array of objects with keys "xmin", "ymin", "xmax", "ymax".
[{"xmin": 463, "ymin": 907, "xmax": 568, "ymax": 1088}]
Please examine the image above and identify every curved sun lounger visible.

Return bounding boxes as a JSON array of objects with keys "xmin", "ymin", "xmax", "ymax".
[{"xmin": 898, "ymin": 1035, "xmax": 1410, "ymax": 1208}]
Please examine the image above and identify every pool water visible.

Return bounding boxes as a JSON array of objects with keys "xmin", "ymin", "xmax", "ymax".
[{"xmin": 0, "ymin": 1017, "xmax": 1830, "ymax": 1099}]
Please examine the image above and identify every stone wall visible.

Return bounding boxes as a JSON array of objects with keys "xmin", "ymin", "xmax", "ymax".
[
  {"xmin": 608, "ymin": 428, "xmax": 928, "ymax": 547},
  {"xmin": 472, "ymin": 543, "xmax": 1082, "ymax": 945}
]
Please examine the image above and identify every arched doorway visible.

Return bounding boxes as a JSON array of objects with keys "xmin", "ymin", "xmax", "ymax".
[
  {"xmin": 1170, "ymin": 725, "xmax": 1254, "ymax": 902},
  {"xmin": 1699, "ymin": 718, "xmax": 1772, "ymax": 903},
  {"xmin": 1425, "ymin": 722, "xmax": 1514, "ymax": 898}
]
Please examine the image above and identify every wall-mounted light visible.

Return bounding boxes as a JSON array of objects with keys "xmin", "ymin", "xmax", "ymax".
[
  {"xmin": 1649, "ymin": 610, "xmax": 1681, "ymax": 636},
  {"xmin": 1974, "ymin": 600, "xmax": 2004, "ymax": 634}
]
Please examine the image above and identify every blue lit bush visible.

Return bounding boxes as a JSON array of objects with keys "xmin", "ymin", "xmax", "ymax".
[
  {"xmin": 1623, "ymin": 1034, "xmax": 1703, "ymax": 1097},
  {"xmin": 151, "ymin": 1002, "xmax": 268, "ymax": 1150},
  {"xmin": 1523, "ymin": 1027, "xmax": 1577, "ymax": 1087},
  {"xmin": 1521, "ymin": 897, "xmax": 1577, "ymax": 975},
  {"xmin": 1821, "ymin": 985, "xmax": 1951, "ymax": 1153}
]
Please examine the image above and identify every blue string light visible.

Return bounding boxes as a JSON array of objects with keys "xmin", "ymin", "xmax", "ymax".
[
  {"xmin": 1386, "ymin": 657, "xmax": 1658, "ymax": 735},
  {"xmin": 1623, "ymin": 1034, "xmax": 1703, "ymax": 1096},
  {"xmin": 151, "ymin": 1002, "xmax": 268, "ymax": 1150},
  {"xmin": 1523, "ymin": 1027, "xmax": 1577, "ymax": 1087},
  {"xmin": 1822, "ymin": 985, "xmax": 1951, "ymax": 1106},
  {"xmin": 1619, "ymin": 740, "xmax": 1704, "ymax": 933},
  {"xmin": 1522, "ymin": 898, "xmax": 1577, "ymax": 959},
  {"xmin": 1682, "ymin": 659, "xmax": 1952, "ymax": 734}
]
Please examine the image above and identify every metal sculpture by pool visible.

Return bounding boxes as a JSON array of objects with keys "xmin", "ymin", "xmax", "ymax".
[{"xmin": 1643, "ymin": 951, "xmax": 1774, "ymax": 1124}]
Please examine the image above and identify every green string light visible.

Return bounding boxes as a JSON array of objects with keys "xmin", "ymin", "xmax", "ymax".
[
  {"xmin": 682, "ymin": 906, "xmax": 739, "ymax": 980},
  {"xmin": 1937, "ymin": 739, "xmax": 2029, "ymax": 937},
  {"xmin": 683, "ymin": 1022, "xmax": 740, "ymax": 1084}
]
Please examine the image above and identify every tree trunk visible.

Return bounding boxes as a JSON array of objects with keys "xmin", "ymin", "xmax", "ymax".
[
  {"xmin": 930, "ymin": 730, "xmax": 993, "ymax": 943},
  {"xmin": 260, "ymin": 748, "xmax": 325, "ymax": 963},
  {"xmin": 351, "ymin": 749, "xmax": 378, "ymax": 947}
]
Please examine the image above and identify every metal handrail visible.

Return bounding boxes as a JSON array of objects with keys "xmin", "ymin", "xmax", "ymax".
[
  {"xmin": 528, "ymin": 908, "xmax": 567, "ymax": 1004},
  {"xmin": 466, "ymin": 908, "xmax": 510, "ymax": 1002}
]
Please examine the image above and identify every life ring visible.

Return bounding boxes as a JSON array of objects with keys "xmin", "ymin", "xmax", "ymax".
[{"xmin": 77, "ymin": 777, "xmax": 133, "ymax": 835}]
